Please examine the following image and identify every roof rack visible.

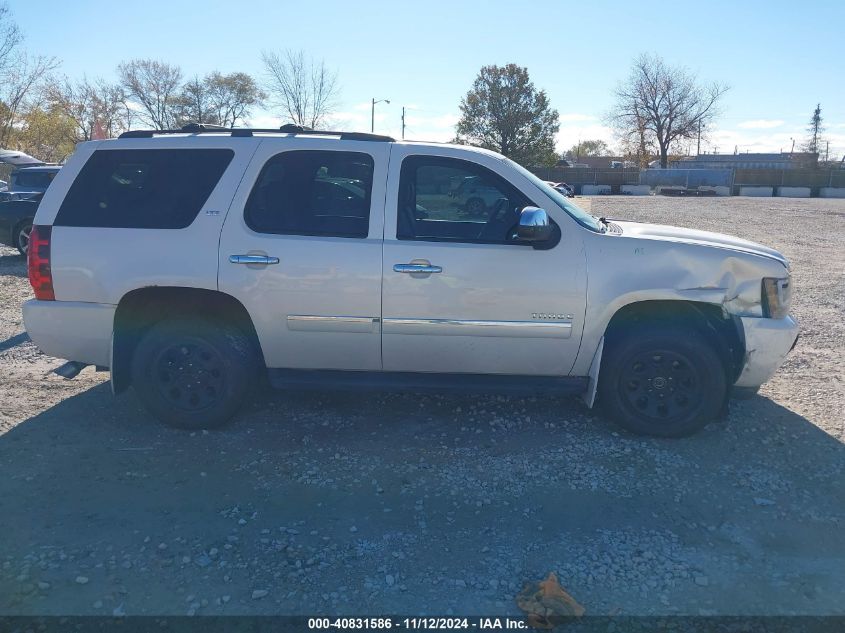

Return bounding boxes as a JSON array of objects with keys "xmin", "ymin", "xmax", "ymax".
[{"xmin": 118, "ymin": 123, "xmax": 394, "ymax": 142}]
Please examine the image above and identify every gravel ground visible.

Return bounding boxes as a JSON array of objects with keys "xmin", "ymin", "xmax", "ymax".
[{"xmin": 0, "ymin": 196, "xmax": 843, "ymax": 618}]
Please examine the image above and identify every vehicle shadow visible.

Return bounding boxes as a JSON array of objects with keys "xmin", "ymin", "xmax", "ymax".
[
  {"xmin": 0, "ymin": 252, "xmax": 26, "ymax": 277},
  {"xmin": 0, "ymin": 384, "xmax": 843, "ymax": 616},
  {"xmin": 0, "ymin": 332, "xmax": 29, "ymax": 353}
]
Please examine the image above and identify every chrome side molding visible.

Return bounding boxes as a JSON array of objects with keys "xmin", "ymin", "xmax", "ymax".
[
  {"xmin": 286, "ymin": 315, "xmax": 380, "ymax": 334},
  {"xmin": 382, "ymin": 318, "xmax": 572, "ymax": 339}
]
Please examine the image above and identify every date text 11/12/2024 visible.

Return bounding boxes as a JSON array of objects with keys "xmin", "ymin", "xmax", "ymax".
[{"xmin": 307, "ymin": 617, "xmax": 530, "ymax": 629}]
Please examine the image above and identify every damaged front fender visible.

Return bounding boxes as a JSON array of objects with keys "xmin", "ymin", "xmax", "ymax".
[
  {"xmin": 572, "ymin": 228, "xmax": 793, "ymax": 377},
  {"xmin": 735, "ymin": 315, "xmax": 799, "ymax": 388}
]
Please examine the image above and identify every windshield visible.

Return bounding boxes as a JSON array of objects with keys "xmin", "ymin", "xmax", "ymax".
[{"xmin": 506, "ymin": 158, "xmax": 603, "ymax": 232}]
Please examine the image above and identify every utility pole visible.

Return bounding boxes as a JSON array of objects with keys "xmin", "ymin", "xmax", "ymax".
[
  {"xmin": 696, "ymin": 120, "xmax": 701, "ymax": 156},
  {"xmin": 401, "ymin": 107, "xmax": 406, "ymax": 140},
  {"xmin": 371, "ymin": 98, "xmax": 390, "ymax": 133}
]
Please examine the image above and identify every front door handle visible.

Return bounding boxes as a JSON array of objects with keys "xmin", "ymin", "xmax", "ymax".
[
  {"xmin": 229, "ymin": 254, "xmax": 280, "ymax": 265},
  {"xmin": 393, "ymin": 263, "xmax": 442, "ymax": 274}
]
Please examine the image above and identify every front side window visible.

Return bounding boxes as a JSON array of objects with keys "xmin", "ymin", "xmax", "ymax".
[
  {"xmin": 245, "ymin": 150, "xmax": 374, "ymax": 238},
  {"xmin": 397, "ymin": 156, "xmax": 532, "ymax": 244},
  {"xmin": 55, "ymin": 149, "xmax": 233, "ymax": 229}
]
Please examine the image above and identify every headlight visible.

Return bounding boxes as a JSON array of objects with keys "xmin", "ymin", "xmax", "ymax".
[{"xmin": 761, "ymin": 277, "xmax": 791, "ymax": 318}]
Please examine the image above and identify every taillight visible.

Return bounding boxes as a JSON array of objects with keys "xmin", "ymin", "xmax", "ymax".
[{"xmin": 28, "ymin": 225, "xmax": 55, "ymax": 301}]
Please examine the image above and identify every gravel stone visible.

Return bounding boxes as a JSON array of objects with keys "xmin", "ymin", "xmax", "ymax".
[{"xmin": 0, "ymin": 197, "xmax": 843, "ymax": 617}]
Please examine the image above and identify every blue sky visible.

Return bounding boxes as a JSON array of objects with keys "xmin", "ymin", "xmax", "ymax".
[{"xmin": 9, "ymin": 0, "xmax": 845, "ymax": 158}]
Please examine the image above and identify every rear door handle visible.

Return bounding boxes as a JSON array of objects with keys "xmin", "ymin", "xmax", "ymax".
[
  {"xmin": 229, "ymin": 254, "xmax": 280, "ymax": 265},
  {"xmin": 393, "ymin": 263, "xmax": 442, "ymax": 274}
]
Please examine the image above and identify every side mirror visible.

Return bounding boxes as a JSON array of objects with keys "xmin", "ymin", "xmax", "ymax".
[{"xmin": 516, "ymin": 206, "xmax": 553, "ymax": 242}]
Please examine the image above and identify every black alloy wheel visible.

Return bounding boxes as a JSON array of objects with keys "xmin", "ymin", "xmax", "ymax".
[
  {"xmin": 131, "ymin": 317, "xmax": 259, "ymax": 429},
  {"xmin": 598, "ymin": 325, "xmax": 726, "ymax": 437}
]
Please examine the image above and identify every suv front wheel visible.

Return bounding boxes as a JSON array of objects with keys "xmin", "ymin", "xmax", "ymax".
[
  {"xmin": 130, "ymin": 317, "xmax": 259, "ymax": 429},
  {"xmin": 598, "ymin": 325, "xmax": 727, "ymax": 437}
]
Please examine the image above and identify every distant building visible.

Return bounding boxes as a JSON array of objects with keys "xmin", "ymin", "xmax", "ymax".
[{"xmin": 670, "ymin": 152, "xmax": 819, "ymax": 170}]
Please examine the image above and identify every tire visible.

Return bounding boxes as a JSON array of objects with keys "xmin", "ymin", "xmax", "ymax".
[
  {"xmin": 14, "ymin": 221, "xmax": 32, "ymax": 256},
  {"xmin": 598, "ymin": 325, "xmax": 726, "ymax": 437},
  {"xmin": 130, "ymin": 317, "xmax": 259, "ymax": 430}
]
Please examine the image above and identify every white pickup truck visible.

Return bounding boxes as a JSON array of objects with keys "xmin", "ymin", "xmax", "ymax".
[{"xmin": 23, "ymin": 124, "xmax": 798, "ymax": 437}]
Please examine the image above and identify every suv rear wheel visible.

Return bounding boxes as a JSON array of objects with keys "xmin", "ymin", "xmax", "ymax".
[
  {"xmin": 598, "ymin": 325, "xmax": 726, "ymax": 437},
  {"xmin": 130, "ymin": 317, "xmax": 259, "ymax": 429}
]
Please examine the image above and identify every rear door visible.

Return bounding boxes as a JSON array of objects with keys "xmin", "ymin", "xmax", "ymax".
[{"xmin": 218, "ymin": 138, "xmax": 389, "ymax": 370}]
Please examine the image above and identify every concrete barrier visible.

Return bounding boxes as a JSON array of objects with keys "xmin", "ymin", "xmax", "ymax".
[
  {"xmin": 699, "ymin": 186, "xmax": 730, "ymax": 196},
  {"xmin": 655, "ymin": 186, "xmax": 682, "ymax": 195},
  {"xmin": 581, "ymin": 185, "xmax": 611, "ymax": 195},
  {"xmin": 777, "ymin": 187, "xmax": 811, "ymax": 198},
  {"xmin": 621, "ymin": 185, "xmax": 651, "ymax": 195},
  {"xmin": 820, "ymin": 188, "xmax": 845, "ymax": 198},
  {"xmin": 740, "ymin": 186, "xmax": 773, "ymax": 197}
]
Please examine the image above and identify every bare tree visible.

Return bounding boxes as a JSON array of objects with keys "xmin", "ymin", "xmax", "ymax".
[
  {"xmin": 172, "ymin": 75, "xmax": 216, "ymax": 127},
  {"xmin": 0, "ymin": 3, "xmax": 58, "ymax": 149},
  {"xmin": 206, "ymin": 72, "xmax": 264, "ymax": 128},
  {"xmin": 609, "ymin": 53, "xmax": 728, "ymax": 168},
  {"xmin": 46, "ymin": 77, "xmax": 127, "ymax": 142},
  {"xmin": 118, "ymin": 59, "xmax": 183, "ymax": 129},
  {"xmin": 0, "ymin": 2, "xmax": 21, "ymax": 71},
  {"xmin": 615, "ymin": 105, "xmax": 656, "ymax": 168},
  {"xmin": 262, "ymin": 50, "xmax": 338, "ymax": 129},
  {"xmin": 173, "ymin": 72, "xmax": 264, "ymax": 128}
]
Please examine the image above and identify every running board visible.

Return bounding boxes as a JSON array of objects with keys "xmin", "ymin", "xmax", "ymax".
[{"xmin": 268, "ymin": 369, "xmax": 588, "ymax": 396}]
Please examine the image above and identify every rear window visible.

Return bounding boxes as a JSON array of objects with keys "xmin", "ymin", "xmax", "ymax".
[
  {"xmin": 55, "ymin": 149, "xmax": 233, "ymax": 229},
  {"xmin": 12, "ymin": 170, "xmax": 57, "ymax": 190}
]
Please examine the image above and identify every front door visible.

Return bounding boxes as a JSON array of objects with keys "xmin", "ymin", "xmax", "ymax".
[
  {"xmin": 381, "ymin": 150, "xmax": 587, "ymax": 376},
  {"xmin": 218, "ymin": 139, "xmax": 388, "ymax": 370}
]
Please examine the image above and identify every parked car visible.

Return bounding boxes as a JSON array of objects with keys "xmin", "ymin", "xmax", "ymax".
[
  {"xmin": 8, "ymin": 165, "xmax": 60, "ymax": 195},
  {"xmin": 0, "ymin": 150, "xmax": 58, "ymax": 203},
  {"xmin": 445, "ymin": 175, "xmax": 510, "ymax": 218},
  {"xmin": 0, "ymin": 164, "xmax": 58, "ymax": 253},
  {"xmin": 23, "ymin": 125, "xmax": 798, "ymax": 437},
  {"xmin": 554, "ymin": 182, "xmax": 574, "ymax": 197},
  {"xmin": 0, "ymin": 192, "xmax": 42, "ymax": 255},
  {"xmin": 543, "ymin": 181, "xmax": 574, "ymax": 197}
]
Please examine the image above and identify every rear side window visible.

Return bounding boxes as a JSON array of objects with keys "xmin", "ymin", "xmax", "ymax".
[
  {"xmin": 245, "ymin": 150, "xmax": 374, "ymax": 238},
  {"xmin": 55, "ymin": 149, "xmax": 233, "ymax": 229}
]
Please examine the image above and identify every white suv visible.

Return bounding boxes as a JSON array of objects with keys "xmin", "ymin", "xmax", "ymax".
[{"xmin": 23, "ymin": 124, "xmax": 798, "ymax": 437}]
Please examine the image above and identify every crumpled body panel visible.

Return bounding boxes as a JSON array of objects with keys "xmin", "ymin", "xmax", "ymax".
[{"xmin": 572, "ymin": 221, "xmax": 795, "ymax": 388}]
